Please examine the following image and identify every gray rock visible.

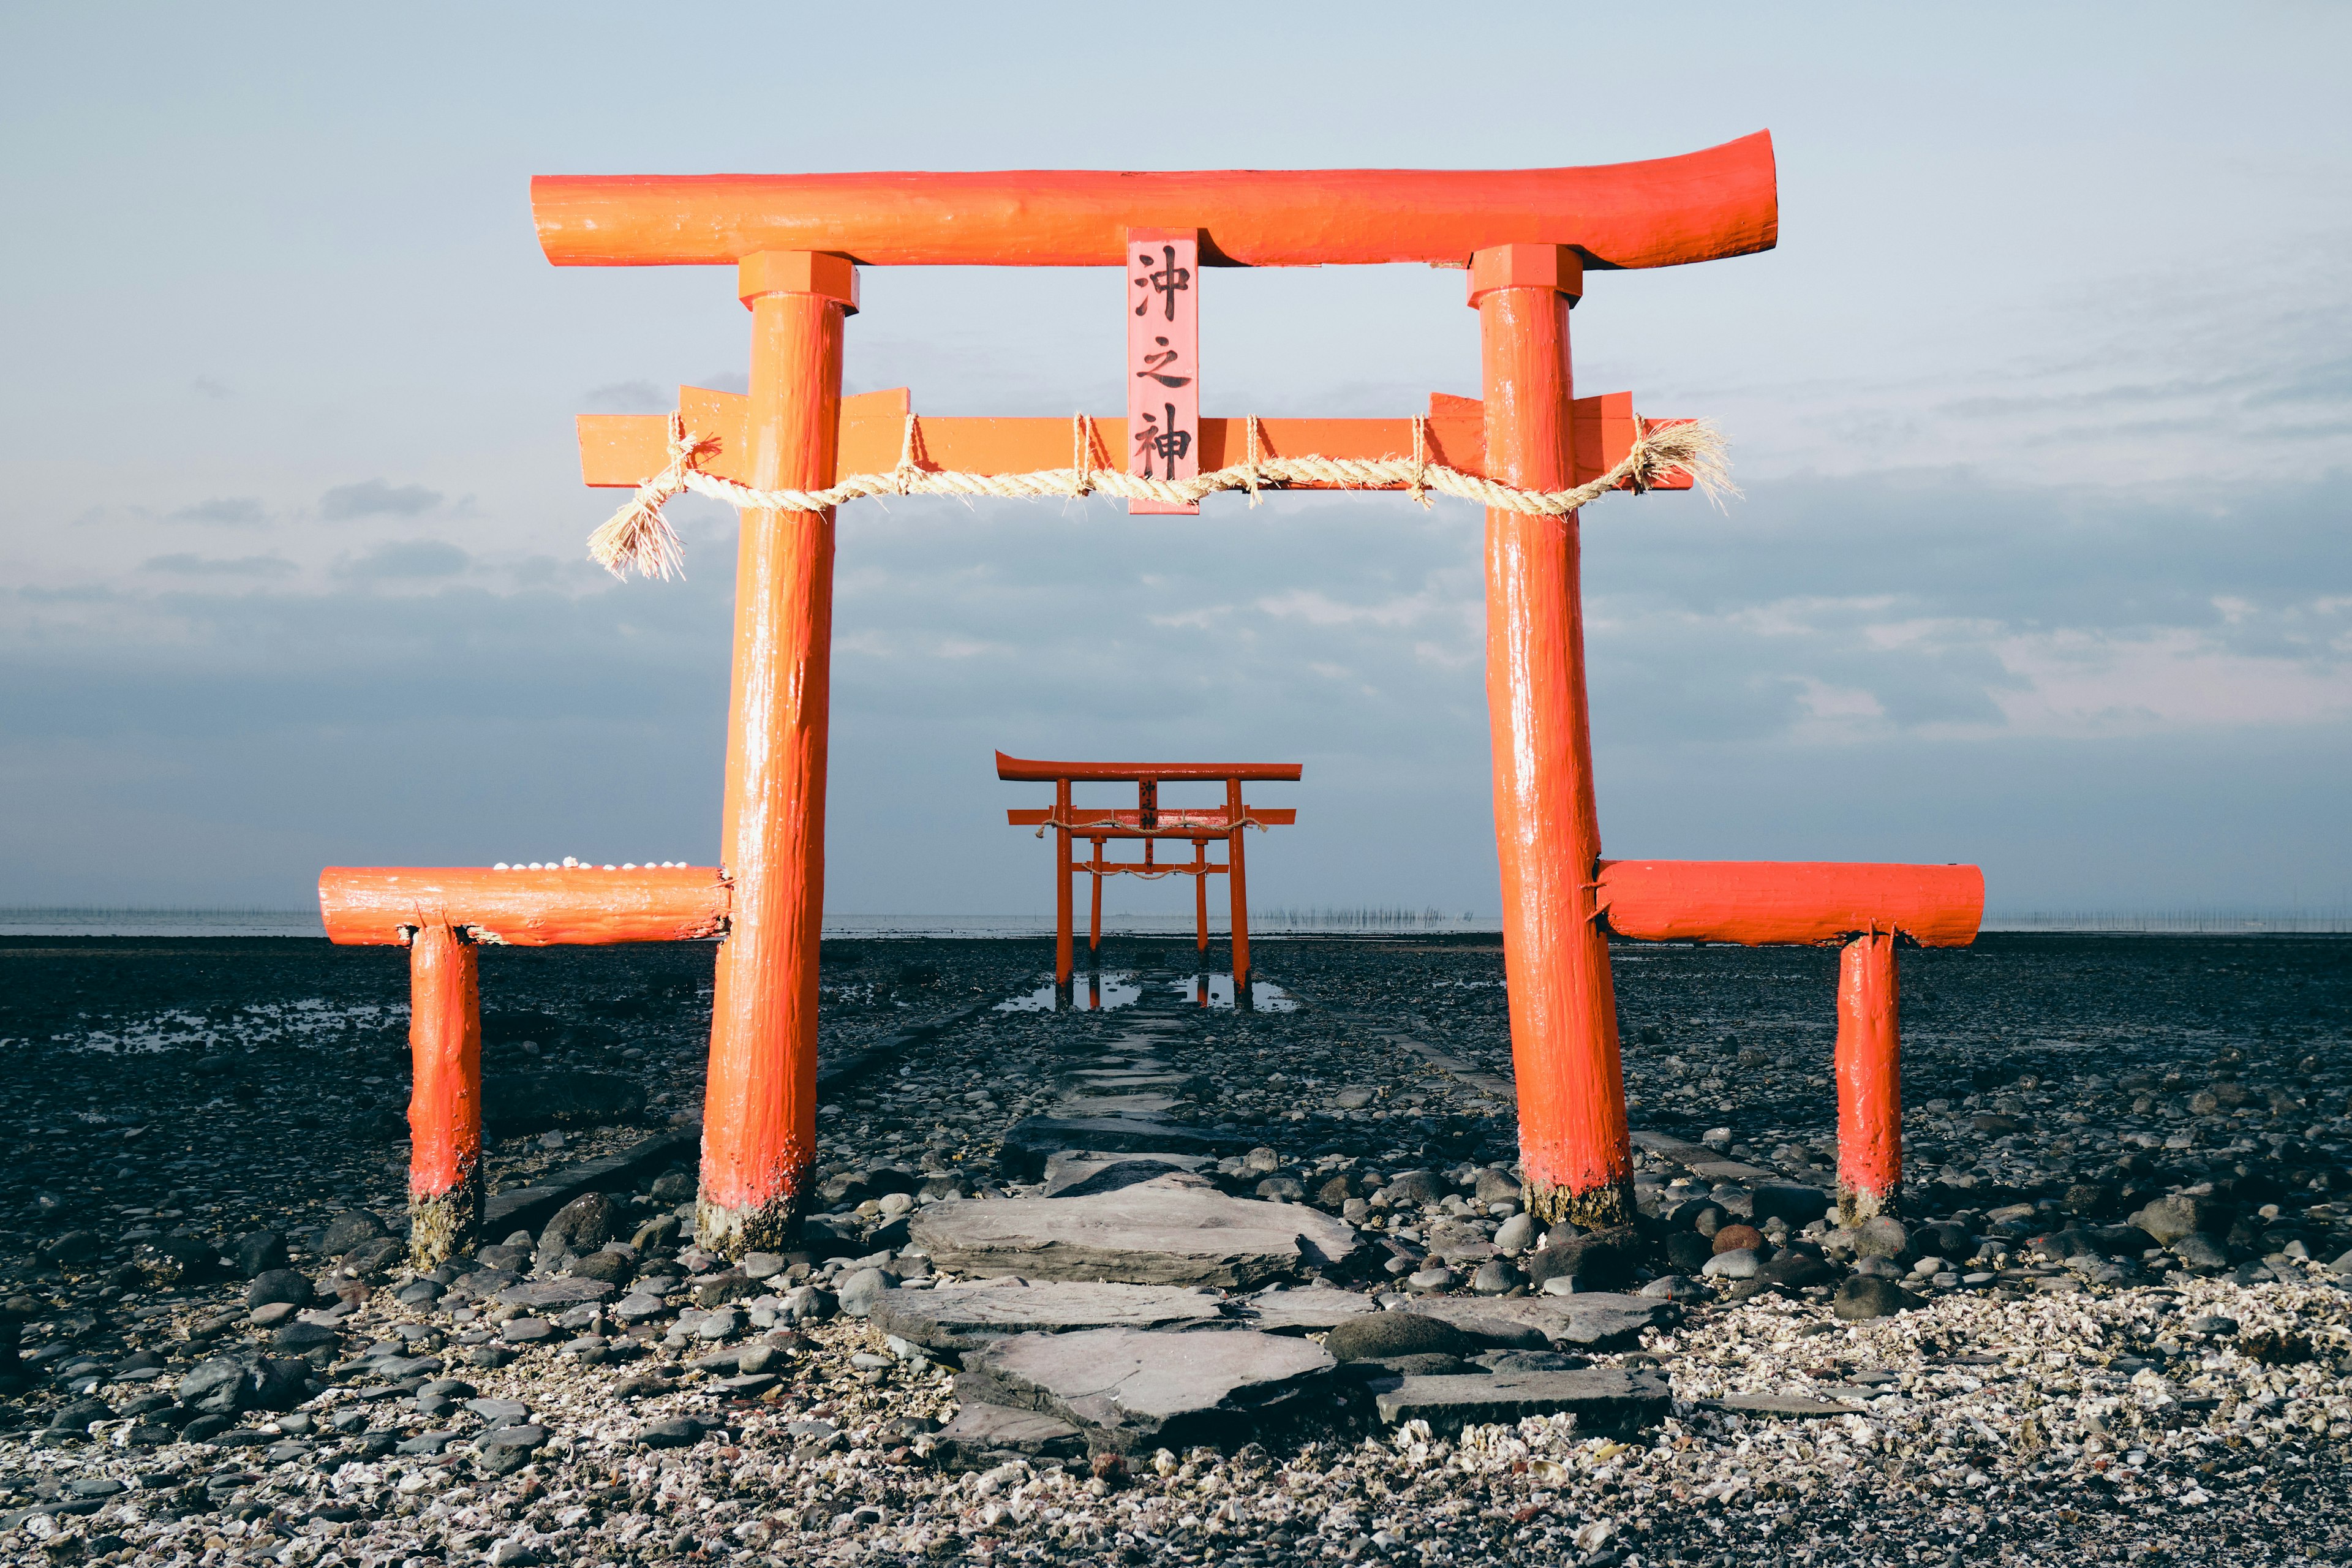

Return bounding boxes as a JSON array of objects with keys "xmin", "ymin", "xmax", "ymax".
[
  {"xmin": 1851, "ymin": 1217, "xmax": 1910, "ymax": 1259},
  {"xmin": 932, "ymin": 1403, "xmax": 1087, "ymax": 1462},
  {"xmin": 2185, "ymin": 1314, "xmax": 2239, "ymax": 1335},
  {"xmin": 340, "ymin": 1236, "xmax": 404, "ymax": 1278},
  {"xmin": 500, "ymin": 1318, "xmax": 556, "ymax": 1344},
  {"xmin": 2171, "ymin": 1234, "xmax": 2229, "ymax": 1269},
  {"xmin": 1406, "ymin": 1292, "xmax": 1672, "ymax": 1351},
  {"xmin": 1491, "ymin": 1213, "xmax": 1537, "ymax": 1254},
  {"xmin": 1323, "ymin": 1313, "xmax": 1478, "ymax": 1363},
  {"xmin": 908, "ymin": 1180, "xmax": 1365, "ymax": 1287},
  {"xmin": 1640, "ymin": 1275, "xmax": 1704, "ymax": 1298},
  {"xmin": 2130, "ymin": 1194, "xmax": 2226, "ymax": 1245},
  {"xmin": 320, "ymin": 1212, "xmax": 388, "ymax": 1256},
  {"xmin": 1381, "ymin": 1170, "xmax": 1448, "ymax": 1207},
  {"xmin": 540, "ymin": 1193, "xmax": 617, "ymax": 1256},
  {"xmin": 1470, "ymin": 1260, "xmax": 1525, "ymax": 1294},
  {"xmin": 1702, "ymin": 1248, "xmax": 1760, "ymax": 1280},
  {"xmin": 478, "ymin": 1423, "xmax": 549, "ymax": 1453},
  {"xmin": 1373, "ymin": 1367, "xmax": 1670, "ymax": 1433},
  {"xmin": 1523, "ymin": 1226, "xmax": 1643, "ymax": 1291},
  {"xmin": 573, "ymin": 1250, "xmax": 633, "ymax": 1287},
  {"xmin": 1234, "ymin": 1286, "xmax": 1378, "ymax": 1335},
  {"xmin": 1471, "ymin": 1168, "xmax": 1522, "ymax": 1205},
  {"xmin": 497, "ymin": 1278, "xmax": 616, "ymax": 1309},
  {"xmin": 637, "ymin": 1417, "xmax": 706, "ymax": 1449},
  {"xmin": 466, "ymin": 1401, "xmax": 531, "ymax": 1429},
  {"xmin": 869, "ymin": 1279, "xmax": 1228, "ymax": 1352},
  {"xmin": 1757, "ymin": 1251, "xmax": 1839, "ymax": 1289},
  {"xmin": 1833, "ymin": 1276, "xmax": 1924, "ymax": 1320},
  {"xmin": 692, "ymin": 1308, "xmax": 745, "ymax": 1341},
  {"xmin": 230, "ymin": 1231, "xmax": 289, "ymax": 1280},
  {"xmin": 47, "ymin": 1396, "xmax": 114, "ymax": 1431},
  {"xmin": 270, "ymin": 1322, "xmax": 341, "ymax": 1353},
  {"xmin": 837, "ymin": 1268, "xmax": 900, "ymax": 1318},
  {"xmin": 1038, "ymin": 1151, "xmax": 1216, "ymax": 1197},
  {"xmin": 246, "ymin": 1269, "xmax": 314, "ymax": 1309},
  {"xmin": 966, "ymin": 1327, "xmax": 1334, "ymax": 1453}
]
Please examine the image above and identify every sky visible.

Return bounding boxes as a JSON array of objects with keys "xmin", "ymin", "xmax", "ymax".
[{"xmin": 3, "ymin": 2, "xmax": 2348, "ymax": 921}]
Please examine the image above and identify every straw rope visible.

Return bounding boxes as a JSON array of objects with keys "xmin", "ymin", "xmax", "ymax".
[{"xmin": 589, "ymin": 410, "xmax": 1734, "ymax": 579}]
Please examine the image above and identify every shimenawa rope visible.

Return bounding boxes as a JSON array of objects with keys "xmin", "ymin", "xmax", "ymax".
[{"xmin": 589, "ymin": 411, "xmax": 1734, "ymax": 580}]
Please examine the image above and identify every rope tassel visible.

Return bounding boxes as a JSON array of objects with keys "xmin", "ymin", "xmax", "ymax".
[
  {"xmin": 587, "ymin": 413, "xmax": 714, "ymax": 580},
  {"xmin": 587, "ymin": 412, "xmax": 1736, "ymax": 577}
]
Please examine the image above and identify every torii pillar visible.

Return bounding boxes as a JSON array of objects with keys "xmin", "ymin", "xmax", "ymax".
[
  {"xmin": 1474, "ymin": 244, "xmax": 1632, "ymax": 1228},
  {"xmin": 699, "ymin": 251, "xmax": 856, "ymax": 1255}
]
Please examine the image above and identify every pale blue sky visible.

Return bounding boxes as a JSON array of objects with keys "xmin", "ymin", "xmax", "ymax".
[{"xmin": 4, "ymin": 2, "xmax": 2347, "ymax": 917}]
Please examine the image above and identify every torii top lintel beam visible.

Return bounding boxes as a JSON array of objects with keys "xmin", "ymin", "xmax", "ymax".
[
  {"xmin": 997, "ymin": 752, "xmax": 1301, "ymax": 783},
  {"xmin": 531, "ymin": 132, "xmax": 1776, "ymax": 272}
]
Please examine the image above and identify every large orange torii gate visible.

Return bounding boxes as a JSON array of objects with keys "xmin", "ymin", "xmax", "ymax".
[{"xmin": 320, "ymin": 130, "xmax": 1983, "ymax": 1265}]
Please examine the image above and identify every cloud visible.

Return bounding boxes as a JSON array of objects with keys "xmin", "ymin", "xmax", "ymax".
[
  {"xmin": 333, "ymin": 541, "xmax": 470, "ymax": 580},
  {"xmin": 141, "ymin": 554, "xmax": 298, "ymax": 577},
  {"xmin": 189, "ymin": 377, "xmax": 232, "ymax": 400},
  {"xmin": 320, "ymin": 480, "xmax": 443, "ymax": 521},
  {"xmin": 168, "ymin": 496, "xmax": 267, "ymax": 526}
]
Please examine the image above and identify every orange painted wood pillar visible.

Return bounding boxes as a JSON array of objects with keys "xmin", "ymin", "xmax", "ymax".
[
  {"xmin": 1835, "ymin": 929, "xmax": 1902, "ymax": 1224},
  {"xmin": 1193, "ymin": 841, "xmax": 1209, "ymax": 952},
  {"xmin": 1054, "ymin": 778, "xmax": 1074, "ymax": 986},
  {"xmin": 1474, "ymin": 244, "xmax": 1634, "ymax": 1228},
  {"xmin": 406, "ymin": 920, "xmax": 482, "ymax": 1267},
  {"xmin": 1226, "ymin": 777, "xmax": 1252, "ymax": 997},
  {"xmin": 698, "ymin": 250, "xmax": 854, "ymax": 1257}
]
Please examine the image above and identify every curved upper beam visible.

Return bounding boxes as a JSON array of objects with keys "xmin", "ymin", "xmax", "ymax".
[
  {"xmin": 997, "ymin": 751, "xmax": 1302, "ymax": 783},
  {"xmin": 533, "ymin": 132, "xmax": 1776, "ymax": 271}
]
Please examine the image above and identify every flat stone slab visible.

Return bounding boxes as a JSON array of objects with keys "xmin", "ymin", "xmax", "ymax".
[
  {"xmin": 966, "ymin": 1327, "xmax": 1335, "ymax": 1452},
  {"xmin": 999, "ymin": 1117, "xmax": 1254, "ymax": 1177},
  {"xmin": 1041, "ymin": 1152, "xmax": 1212, "ymax": 1198},
  {"xmin": 1055, "ymin": 1093, "xmax": 1186, "ymax": 1117},
  {"xmin": 910, "ymin": 1180, "xmax": 1366, "ymax": 1287},
  {"xmin": 933, "ymin": 1403, "xmax": 1087, "ymax": 1462},
  {"xmin": 1407, "ymin": 1293, "xmax": 1673, "ymax": 1350},
  {"xmin": 1234, "ymin": 1286, "xmax": 1379, "ymax": 1334},
  {"xmin": 867, "ymin": 1280, "xmax": 1230, "ymax": 1352},
  {"xmin": 1371, "ymin": 1367, "xmax": 1671, "ymax": 1433},
  {"xmin": 1711, "ymin": 1393, "xmax": 1862, "ymax": 1418},
  {"xmin": 495, "ymin": 1279, "xmax": 616, "ymax": 1308}
]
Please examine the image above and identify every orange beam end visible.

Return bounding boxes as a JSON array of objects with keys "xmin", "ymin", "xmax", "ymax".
[
  {"xmin": 318, "ymin": 867, "xmax": 731, "ymax": 947},
  {"xmin": 1596, "ymin": 861, "xmax": 1984, "ymax": 948}
]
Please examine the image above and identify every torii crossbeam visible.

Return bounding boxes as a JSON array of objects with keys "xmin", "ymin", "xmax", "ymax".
[{"xmin": 316, "ymin": 130, "xmax": 1987, "ymax": 1265}]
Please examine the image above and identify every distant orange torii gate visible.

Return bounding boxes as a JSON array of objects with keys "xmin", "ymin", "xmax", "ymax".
[{"xmin": 996, "ymin": 752, "xmax": 1298, "ymax": 993}]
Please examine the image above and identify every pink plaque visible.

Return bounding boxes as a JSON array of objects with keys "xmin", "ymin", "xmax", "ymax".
[{"xmin": 1125, "ymin": 228, "xmax": 1199, "ymax": 515}]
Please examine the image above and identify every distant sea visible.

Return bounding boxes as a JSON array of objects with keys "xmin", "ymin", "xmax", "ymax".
[{"xmin": 3, "ymin": 906, "xmax": 2346, "ymax": 938}]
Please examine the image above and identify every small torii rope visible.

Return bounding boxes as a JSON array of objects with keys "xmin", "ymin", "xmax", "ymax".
[{"xmin": 589, "ymin": 411, "xmax": 1735, "ymax": 579}]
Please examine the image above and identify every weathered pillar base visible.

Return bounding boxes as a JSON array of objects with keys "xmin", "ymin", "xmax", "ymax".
[
  {"xmin": 408, "ymin": 1168, "xmax": 484, "ymax": 1270},
  {"xmin": 1523, "ymin": 1177, "xmax": 1638, "ymax": 1231},
  {"xmin": 1836, "ymin": 1182, "xmax": 1899, "ymax": 1229},
  {"xmin": 694, "ymin": 1193, "xmax": 804, "ymax": 1259}
]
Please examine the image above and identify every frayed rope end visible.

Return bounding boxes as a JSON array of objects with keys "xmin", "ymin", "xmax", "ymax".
[{"xmin": 1632, "ymin": 418, "xmax": 1740, "ymax": 512}]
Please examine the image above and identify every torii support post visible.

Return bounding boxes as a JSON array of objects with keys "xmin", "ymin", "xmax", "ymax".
[
  {"xmin": 317, "ymin": 865, "xmax": 733, "ymax": 1265},
  {"xmin": 1474, "ymin": 243, "xmax": 1632, "ymax": 1229},
  {"xmin": 1836, "ymin": 930, "xmax": 1902, "ymax": 1224},
  {"xmin": 406, "ymin": 921, "xmax": 481, "ymax": 1267},
  {"xmin": 700, "ymin": 251, "xmax": 855, "ymax": 1257},
  {"xmin": 1226, "ymin": 775, "xmax": 1253, "ymax": 995},
  {"xmin": 1597, "ymin": 859, "xmax": 1983, "ymax": 1223}
]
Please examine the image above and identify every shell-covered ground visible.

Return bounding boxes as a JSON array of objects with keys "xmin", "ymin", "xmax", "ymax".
[{"xmin": 2, "ymin": 931, "xmax": 2348, "ymax": 1566}]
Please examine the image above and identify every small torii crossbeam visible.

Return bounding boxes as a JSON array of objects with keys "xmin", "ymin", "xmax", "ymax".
[
  {"xmin": 996, "ymin": 752, "xmax": 1298, "ymax": 994},
  {"xmin": 318, "ymin": 130, "xmax": 1988, "ymax": 1267}
]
